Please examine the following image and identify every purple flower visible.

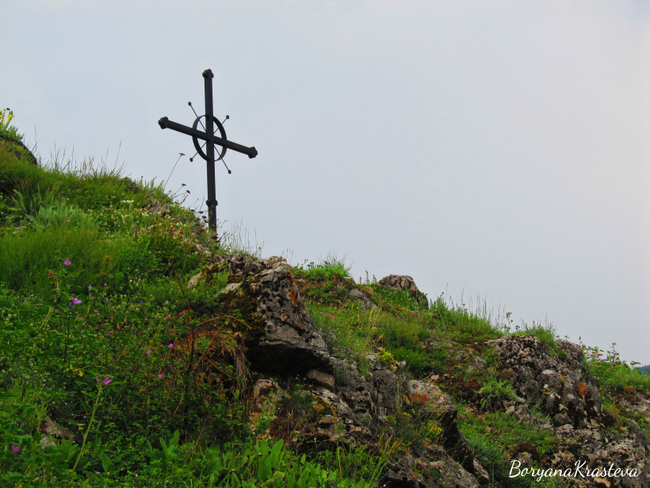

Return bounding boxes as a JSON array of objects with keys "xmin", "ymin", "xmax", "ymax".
[
  {"xmin": 146, "ymin": 349, "xmax": 152, "ymax": 355},
  {"xmin": 64, "ymin": 259, "xmax": 71, "ymax": 266},
  {"xmin": 11, "ymin": 444, "xmax": 20, "ymax": 453},
  {"xmin": 103, "ymin": 377, "xmax": 112, "ymax": 386},
  {"xmin": 168, "ymin": 343, "xmax": 174, "ymax": 348},
  {"xmin": 158, "ymin": 373, "xmax": 163, "ymax": 378},
  {"xmin": 69, "ymin": 297, "xmax": 82, "ymax": 306}
]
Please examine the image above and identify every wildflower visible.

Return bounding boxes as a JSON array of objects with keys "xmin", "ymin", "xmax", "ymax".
[
  {"xmin": 158, "ymin": 373, "xmax": 163, "ymax": 378},
  {"xmin": 64, "ymin": 259, "xmax": 71, "ymax": 266},
  {"xmin": 69, "ymin": 297, "xmax": 82, "ymax": 306},
  {"xmin": 11, "ymin": 444, "xmax": 20, "ymax": 453},
  {"xmin": 103, "ymin": 377, "xmax": 112, "ymax": 386},
  {"xmin": 146, "ymin": 349, "xmax": 152, "ymax": 355},
  {"xmin": 169, "ymin": 343, "xmax": 174, "ymax": 348}
]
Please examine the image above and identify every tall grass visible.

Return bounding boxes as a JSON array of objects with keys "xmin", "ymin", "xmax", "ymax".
[
  {"xmin": 0, "ymin": 131, "xmax": 386, "ymax": 486},
  {"xmin": 430, "ymin": 293, "xmax": 505, "ymax": 345}
]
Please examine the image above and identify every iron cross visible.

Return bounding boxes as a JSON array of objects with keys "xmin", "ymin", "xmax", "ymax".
[{"xmin": 158, "ymin": 69, "xmax": 257, "ymax": 234}]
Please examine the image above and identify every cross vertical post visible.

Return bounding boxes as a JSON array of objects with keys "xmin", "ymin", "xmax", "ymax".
[
  {"xmin": 203, "ymin": 70, "xmax": 217, "ymax": 232},
  {"xmin": 158, "ymin": 69, "xmax": 258, "ymax": 238}
]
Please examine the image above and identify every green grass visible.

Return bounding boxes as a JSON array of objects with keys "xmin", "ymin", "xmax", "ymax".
[
  {"xmin": 457, "ymin": 406, "xmax": 571, "ymax": 487},
  {"xmin": 292, "ymin": 252, "xmax": 351, "ymax": 281},
  {"xmin": 582, "ymin": 342, "xmax": 650, "ymax": 392},
  {"xmin": 430, "ymin": 295, "xmax": 505, "ymax": 345}
]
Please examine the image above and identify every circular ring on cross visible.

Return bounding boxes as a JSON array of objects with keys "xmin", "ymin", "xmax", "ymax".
[{"xmin": 192, "ymin": 115, "xmax": 228, "ymax": 161}]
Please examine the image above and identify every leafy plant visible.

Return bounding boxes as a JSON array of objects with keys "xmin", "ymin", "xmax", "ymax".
[{"xmin": 478, "ymin": 377, "xmax": 519, "ymax": 410}]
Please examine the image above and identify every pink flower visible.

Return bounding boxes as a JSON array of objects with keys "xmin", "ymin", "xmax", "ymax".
[
  {"xmin": 146, "ymin": 349, "xmax": 152, "ymax": 355},
  {"xmin": 158, "ymin": 373, "xmax": 163, "ymax": 378},
  {"xmin": 103, "ymin": 377, "xmax": 112, "ymax": 386},
  {"xmin": 69, "ymin": 297, "xmax": 82, "ymax": 306},
  {"xmin": 168, "ymin": 343, "xmax": 174, "ymax": 348},
  {"xmin": 64, "ymin": 259, "xmax": 71, "ymax": 266},
  {"xmin": 11, "ymin": 444, "xmax": 20, "ymax": 453}
]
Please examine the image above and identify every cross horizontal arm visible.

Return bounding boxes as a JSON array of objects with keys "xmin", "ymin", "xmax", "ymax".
[{"xmin": 158, "ymin": 117, "xmax": 258, "ymax": 159}]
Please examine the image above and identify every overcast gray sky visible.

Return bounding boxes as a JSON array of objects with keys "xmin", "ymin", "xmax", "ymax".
[{"xmin": 3, "ymin": 0, "xmax": 650, "ymax": 364}]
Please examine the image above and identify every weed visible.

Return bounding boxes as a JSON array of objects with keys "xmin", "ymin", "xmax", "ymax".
[
  {"xmin": 581, "ymin": 341, "xmax": 650, "ymax": 392},
  {"xmin": 0, "ymin": 108, "xmax": 21, "ymax": 142},
  {"xmin": 478, "ymin": 377, "xmax": 519, "ymax": 411}
]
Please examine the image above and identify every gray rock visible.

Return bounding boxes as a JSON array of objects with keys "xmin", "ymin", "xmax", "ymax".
[
  {"xmin": 409, "ymin": 377, "xmax": 476, "ymax": 474},
  {"xmin": 487, "ymin": 335, "xmax": 650, "ymax": 487},
  {"xmin": 348, "ymin": 288, "xmax": 374, "ymax": 309},
  {"xmin": 188, "ymin": 254, "xmax": 333, "ymax": 376},
  {"xmin": 306, "ymin": 369, "xmax": 335, "ymax": 390},
  {"xmin": 487, "ymin": 335, "xmax": 602, "ymax": 427},
  {"xmin": 377, "ymin": 274, "xmax": 429, "ymax": 310}
]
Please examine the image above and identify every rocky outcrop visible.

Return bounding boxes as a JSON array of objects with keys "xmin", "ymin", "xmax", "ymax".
[
  {"xmin": 251, "ymin": 356, "xmax": 485, "ymax": 488},
  {"xmin": 189, "ymin": 254, "xmax": 332, "ymax": 376},
  {"xmin": 487, "ymin": 336, "xmax": 602, "ymax": 428},
  {"xmin": 410, "ymin": 377, "xmax": 477, "ymax": 476},
  {"xmin": 187, "ymin": 256, "xmax": 490, "ymax": 486},
  {"xmin": 378, "ymin": 274, "xmax": 429, "ymax": 310},
  {"xmin": 487, "ymin": 335, "xmax": 650, "ymax": 487},
  {"xmin": 191, "ymin": 256, "xmax": 650, "ymax": 487}
]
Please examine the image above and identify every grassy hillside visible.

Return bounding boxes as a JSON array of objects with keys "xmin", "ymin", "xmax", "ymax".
[{"xmin": 1, "ymin": 111, "xmax": 649, "ymax": 487}]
